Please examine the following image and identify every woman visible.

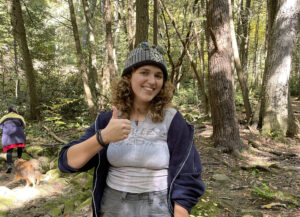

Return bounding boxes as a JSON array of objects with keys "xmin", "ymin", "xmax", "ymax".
[
  {"xmin": 58, "ymin": 42, "xmax": 205, "ymax": 217},
  {"xmin": 0, "ymin": 104, "xmax": 26, "ymax": 173}
]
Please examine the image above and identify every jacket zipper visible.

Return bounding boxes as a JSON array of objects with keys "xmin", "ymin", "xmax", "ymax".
[
  {"xmin": 167, "ymin": 125, "xmax": 194, "ymax": 215},
  {"xmin": 92, "ymin": 114, "xmax": 101, "ymax": 217}
]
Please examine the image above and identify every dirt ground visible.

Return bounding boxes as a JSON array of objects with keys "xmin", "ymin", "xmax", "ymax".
[
  {"xmin": 192, "ymin": 98, "xmax": 300, "ymax": 217},
  {"xmin": 194, "ymin": 123, "xmax": 300, "ymax": 217}
]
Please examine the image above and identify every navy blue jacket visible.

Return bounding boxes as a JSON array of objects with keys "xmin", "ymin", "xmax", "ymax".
[{"xmin": 58, "ymin": 110, "xmax": 205, "ymax": 217}]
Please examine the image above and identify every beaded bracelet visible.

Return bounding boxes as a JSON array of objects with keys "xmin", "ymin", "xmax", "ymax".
[{"xmin": 96, "ymin": 130, "xmax": 108, "ymax": 148}]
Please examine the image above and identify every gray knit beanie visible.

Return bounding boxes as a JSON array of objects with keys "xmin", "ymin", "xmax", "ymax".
[{"xmin": 122, "ymin": 42, "xmax": 168, "ymax": 81}]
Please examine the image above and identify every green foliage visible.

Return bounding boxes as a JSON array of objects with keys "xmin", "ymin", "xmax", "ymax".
[
  {"xmin": 173, "ymin": 86, "xmax": 207, "ymax": 123},
  {"xmin": 252, "ymin": 183, "xmax": 275, "ymax": 200},
  {"xmin": 251, "ymin": 183, "xmax": 298, "ymax": 206},
  {"xmin": 173, "ymin": 85, "xmax": 197, "ymax": 106},
  {"xmin": 191, "ymin": 192, "xmax": 219, "ymax": 217},
  {"xmin": 41, "ymin": 96, "xmax": 89, "ymax": 130},
  {"xmin": 262, "ymin": 128, "xmax": 285, "ymax": 142}
]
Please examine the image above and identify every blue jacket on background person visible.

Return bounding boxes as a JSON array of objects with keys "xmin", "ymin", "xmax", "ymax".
[{"xmin": 0, "ymin": 111, "xmax": 26, "ymax": 151}]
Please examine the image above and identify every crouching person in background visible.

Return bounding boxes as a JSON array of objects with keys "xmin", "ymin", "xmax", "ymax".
[{"xmin": 0, "ymin": 104, "xmax": 26, "ymax": 174}]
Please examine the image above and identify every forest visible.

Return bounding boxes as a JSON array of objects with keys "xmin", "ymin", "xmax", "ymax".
[{"xmin": 0, "ymin": 0, "xmax": 300, "ymax": 216}]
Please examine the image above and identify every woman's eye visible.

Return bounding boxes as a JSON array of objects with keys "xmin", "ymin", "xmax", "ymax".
[{"xmin": 155, "ymin": 74, "xmax": 163, "ymax": 79}]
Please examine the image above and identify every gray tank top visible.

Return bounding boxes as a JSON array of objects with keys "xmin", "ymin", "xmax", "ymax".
[{"xmin": 106, "ymin": 107, "xmax": 177, "ymax": 193}]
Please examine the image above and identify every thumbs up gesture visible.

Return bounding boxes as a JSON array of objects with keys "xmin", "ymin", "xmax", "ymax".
[{"xmin": 101, "ymin": 106, "xmax": 131, "ymax": 144}]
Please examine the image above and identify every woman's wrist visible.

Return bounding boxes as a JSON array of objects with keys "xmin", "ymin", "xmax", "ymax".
[
  {"xmin": 96, "ymin": 130, "xmax": 109, "ymax": 148},
  {"xmin": 174, "ymin": 203, "xmax": 189, "ymax": 217}
]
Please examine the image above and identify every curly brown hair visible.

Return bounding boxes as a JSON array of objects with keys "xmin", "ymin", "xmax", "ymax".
[{"xmin": 110, "ymin": 74, "xmax": 174, "ymax": 122}]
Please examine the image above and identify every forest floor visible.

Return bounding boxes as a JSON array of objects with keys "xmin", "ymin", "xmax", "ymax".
[{"xmin": 0, "ymin": 99, "xmax": 300, "ymax": 217}]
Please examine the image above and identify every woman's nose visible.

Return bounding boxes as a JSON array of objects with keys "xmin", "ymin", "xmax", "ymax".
[{"xmin": 147, "ymin": 74, "xmax": 156, "ymax": 84}]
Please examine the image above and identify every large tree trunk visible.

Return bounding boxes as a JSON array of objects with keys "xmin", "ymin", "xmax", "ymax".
[
  {"xmin": 207, "ymin": 0, "xmax": 243, "ymax": 153},
  {"xmin": 259, "ymin": 0, "xmax": 300, "ymax": 137},
  {"xmin": 135, "ymin": 0, "xmax": 149, "ymax": 47},
  {"xmin": 229, "ymin": 0, "xmax": 252, "ymax": 123},
  {"xmin": 68, "ymin": 0, "xmax": 96, "ymax": 117},
  {"xmin": 7, "ymin": 0, "xmax": 40, "ymax": 120}
]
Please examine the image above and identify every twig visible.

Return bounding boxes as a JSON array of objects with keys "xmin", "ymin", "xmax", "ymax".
[{"xmin": 42, "ymin": 125, "xmax": 68, "ymax": 144}]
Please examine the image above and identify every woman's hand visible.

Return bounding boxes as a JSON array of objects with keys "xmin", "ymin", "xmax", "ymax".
[
  {"xmin": 174, "ymin": 203, "xmax": 189, "ymax": 217},
  {"xmin": 101, "ymin": 106, "xmax": 131, "ymax": 144}
]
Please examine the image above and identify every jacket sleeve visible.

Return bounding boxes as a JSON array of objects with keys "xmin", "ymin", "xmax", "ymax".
[
  {"xmin": 168, "ymin": 111, "xmax": 205, "ymax": 213},
  {"xmin": 58, "ymin": 111, "xmax": 112, "ymax": 173}
]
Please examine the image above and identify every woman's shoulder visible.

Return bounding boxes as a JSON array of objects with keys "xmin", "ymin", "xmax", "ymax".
[
  {"xmin": 0, "ymin": 112, "xmax": 25, "ymax": 125},
  {"xmin": 165, "ymin": 107, "xmax": 186, "ymax": 122}
]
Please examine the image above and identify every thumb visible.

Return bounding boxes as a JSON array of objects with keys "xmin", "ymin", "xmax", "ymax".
[{"xmin": 112, "ymin": 106, "xmax": 119, "ymax": 119}]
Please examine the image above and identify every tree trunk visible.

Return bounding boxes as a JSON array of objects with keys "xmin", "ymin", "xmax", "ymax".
[
  {"xmin": 7, "ymin": 0, "xmax": 40, "ymax": 120},
  {"xmin": 82, "ymin": 0, "xmax": 100, "ymax": 105},
  {"xmin": 259, "ymin": 0, "xmax": 300, "ymax": 136},
  {"xmin": 113, "ymin": 0, "xmax": 121, "ymax": 73},
  {"xmin": 135, "ymin": 0, "xmax": 149, "ymax": 47},
  {"xmin": 236, "ymin": 0, "xmax": 244, "ymax": 46},
  {"xmin": 229, "ymin": 0, "xmax": 252, "ymax": 123},
  {"xmin": 102, "ymin": 0, "xmax": 115, "ymax": 103},
  {"xmin": 13, "ymin": 33, "xmax": 20, "ymax": 99},
  {"xmin": 207, "ymin": 0, "xmax": 243, "ymax": 153},
  {"xmin": 0, "ymin": 52, "xmax": 4, "ymax": 99},
  {"xmin": 68, "ymin": 0, "xmax": 96, "ymax": 117},
  {"xmin": 127, "ymin": 0, "xmax": 134, "ymax": 50},
  {"xmin": 239, "ymin": 0, "xmax": 251, "ymax": 69},
  {"xmin": 153, "ymin": 0, "xmax": 158, "ymax": 45},
  {"xmin": 251, "ymin": 1, "xmax": 262, "ymax": 88}
]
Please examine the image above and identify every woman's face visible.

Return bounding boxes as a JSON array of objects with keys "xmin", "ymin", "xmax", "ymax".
[{"xmin": 130, "ymin": 65, "xmax": 164, "ymax": 106}]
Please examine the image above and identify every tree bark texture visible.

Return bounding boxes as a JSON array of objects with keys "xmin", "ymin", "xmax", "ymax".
[
  {"xmin": 68, "ymin": 0, "xmax": 95, "ymax": 116},
  {"xmin": 239, "ymin": 0, "xmax": 251, "ymax": 69},
  {"xmin": 135, "ymin": 0, "xmax": 149, "ymax": 47},
  {"xmin": 7, "ymin": 0, "xmax": 40, "ymax": 120},
  {"xmin": 207, "ymin": 0, "xmax": 243, "ymax": 152},
  {"xmin": 259, "ymin": 0, "xmax": 300, "ymax": 136}
]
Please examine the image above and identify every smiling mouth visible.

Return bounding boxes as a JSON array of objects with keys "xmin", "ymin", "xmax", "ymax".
[{"xmin": 144, "ymin": 87, "xmax": 154, "ymax": 91}]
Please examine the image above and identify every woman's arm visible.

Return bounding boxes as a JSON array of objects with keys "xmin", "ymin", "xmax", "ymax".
[
  {"xmin": 67, "ymin": 134, "xmax": 103, "ymax": 169},
  {"xmin": 67, "ymin": 106, "xmax": 131, "ymax": 169}
]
